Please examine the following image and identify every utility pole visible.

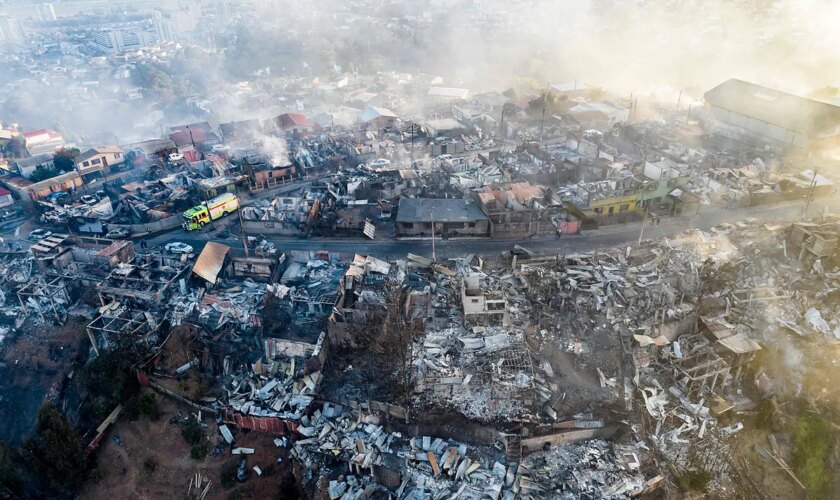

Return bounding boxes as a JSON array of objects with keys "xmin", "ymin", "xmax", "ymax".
[
  {"xmin": 637, "ymin": 207, "xmax": 648, "ymax": 248},
  {"xmin": 187, "ymin": 126, "xmax": 196, "ymax": 149},
  {"xmin": 803, "ymin": 168, "xmax": 818, "ymax": 219},
  {"xmin": 431, "ymin": 217, "xmax": 436, "ymax": 262},
  {"xmin": 499, "ymin": 107, "xmax": 505, "ymax": 150},
  {"xmin": 676, "ymin": 89, "xmax": 682, "ymax": 110},
  {"xmin": 540, "ymin": 107, "xmax": 546, "ymax": 145},
  {"xmin": 238, "ymin": 204, "xmax": 249, "ymax": 257}
]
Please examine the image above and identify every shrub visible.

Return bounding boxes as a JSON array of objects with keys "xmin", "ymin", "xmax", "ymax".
[
  {"xmin": 181, "ymin": 419, "xmax": 205, "ymax": 446},
  {"xmin": 220, "ymin": 463, "xmax": 238, "ymax": 489},
  {"xmin": 190, "ymin": 443, "xmax": 208, "ymax": 460},
  {"xmin": 792, "ymin": 412, "xmax": 832, "ymax": 498},
  {"xmin": 676, "ymin": 469, "xmax": 713, "ymax": 492},
  {"xmin": 138, "ymin": 393, "xmax": 160, "ymax": 421}
]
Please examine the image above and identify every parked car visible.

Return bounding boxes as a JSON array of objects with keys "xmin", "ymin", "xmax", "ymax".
[
  {"xmin": 80, "ymin": 195, "xmax": 98, "ymax": 205},
  {"xmin": 369, "ymin": 158, "xmax": 391, "ymax": 168},
  {"xmin": 29, "ymin": 229, "xmax": 52, "ymax": 240},
  {"xmin": 379, "ymin": 210, "xmax": 392, "ymax": 220},
  {"xmin": 106, "ymin": 227, "xmax": 129, "ymax": 239},
  {"xmin": 0, "ymin": 207, "xmax": 23, "ymax": 220},
  {"xmin": 165, "ymin": 242, "xmax": 194, "ymax": 255},
  {"xmin": 45, "ymin": 192, "xmax": 69, "ymax": 205},
  {"xmin": 94, "ymin": 190, "xmax": 108, "ymax": 201},
  {"xmin": 168, "ymin": 153, "xmax": 184, "ymax": 162}
]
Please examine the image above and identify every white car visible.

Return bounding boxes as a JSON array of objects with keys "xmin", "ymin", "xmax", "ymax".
[
  {"xmin": 436, "ymin": 154, "xmax": 453, "ymax": 161},
  {"xmin": 369, "ymin": 159, "xmax": 391, "ymax": 168},
  {"xmin": 165, "ymin": 242, "xmax": 193, "ymax": 255},
  {"xmin": 29, "ymin": 229, "xmax": 53, "ymax": 240},
  {"xmin": 168, "ymin": 153, "xmax": 184, "ymax": 162},
  {"xmin": 80, "ymin": 195, "xmax": 98, "ymax": 205},
  {"xmin": 211, "ymin": 144, "xmax": 230, "ymax": 153}
]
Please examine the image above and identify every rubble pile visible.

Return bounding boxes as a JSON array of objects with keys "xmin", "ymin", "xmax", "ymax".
[
  {"xmin": 291, "ymin": 402, "xmax": 649, "ymax": 499},
  {"xmin": 0, "ymin": 255, "xmax": 33, "ymax": 285},
  {"xmin": 413, "ymin": 326, "xmax": 534, "ymax": 420},
  {"xmin": 285, "ymin": 260, "xmax": 346, "ymax": 305},
  {"xmin": 518, "ymin": 440, "xmax": 650, "ymax": 498},
  {"xmin": 171, "ymin": 279, "xmax": 266, "ymax": 332},
  {"xmin": 225, "ymin": 361, "xmax": 323, "ymax": 421}
]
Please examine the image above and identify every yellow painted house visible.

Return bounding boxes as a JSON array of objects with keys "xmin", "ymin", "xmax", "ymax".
[{"xmin": 588, "ymin": 192, "xmax": 640, "ymax": 217}]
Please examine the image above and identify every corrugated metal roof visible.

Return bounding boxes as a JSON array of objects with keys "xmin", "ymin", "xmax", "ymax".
[
  {"xmin": 705, "ymin": 79, "xmax": 840, "ymax": 137},
  {"xmin": 96, "ymin": 240, "xmax": 132, "ymax": 257},
  {"xmin": 718, "ymin": 333, "xmax": 762, "ymax": 354},
  {"xmin": 396, "ymin": 198, "xmax": 487, "ymax": 223},
  {"xmin": 193, "ymin": 241, "xmax": 230, "ymax": 284}
]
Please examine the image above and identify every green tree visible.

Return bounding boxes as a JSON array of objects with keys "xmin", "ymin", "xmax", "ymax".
[
  {"xmin": 526, "ymin": 91, "xmax": 569, "ymax": 117},
  {"xmin": 53, "ymin": 148, "xmax": 78, "ymax": 173},
  {"xmin": 131, "ymin": 64, "xmax": 193, "ymax": 104},
  {"xmin": 29, "ymin": 164, "xmax": 61, "ymax": 182},
  {"xmin": 181, "ymin": 418, "xmax": 205, "ymax": 446},
  {"xmin": 586, "ymin": 86, "xmax": 607, "ymax": 101},
  {"xmin": 138, "ymin": 393, "xmax": 160, "ymax": 420},
  {"xmin": 22, "ymin": 404, "xmax": 86, "ymax": 492},
  {"xmin": 79, "ymin": 341, "xmax": 142, "ymax": 410},
  {"xmin": 1, "ymin": 136, "xmax": 25, "ymax": 158},
  {"xmin": 0, "ymin": 441, "xmax": 24, "ymax": 497}
]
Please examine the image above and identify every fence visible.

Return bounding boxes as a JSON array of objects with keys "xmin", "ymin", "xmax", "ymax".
[
  {"xmin": 149, "ymin": 379, "xmax": 219, "ymax": 415},
  {"xmin": 109, "ymin": 216, "xmax": 182, "ymax": 236},
  {"xmin": 326, "ymin": 397, "xmax": 409, "ymax": 422},
  {"xmin": 249, "ymin": 176, "xmax": 296, "ymax": 192}
]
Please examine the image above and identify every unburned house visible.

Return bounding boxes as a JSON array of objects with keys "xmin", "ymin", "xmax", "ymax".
[
  {"xmin": 75, "ymin": 146, "xmax": 124, "ymax": 181},
  {"xmin": 272, "ymin": 113, "xmax": 315, "ymax": 138},
  {"xmin": 395, "ymin": 198, "xmax": 489, "ymax": 238}
]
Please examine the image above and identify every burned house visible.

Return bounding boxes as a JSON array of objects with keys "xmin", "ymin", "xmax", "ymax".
[
  {"xmin": 250, "ymin": 162, "xmax": 299, "ymax": 191},
  {"xmin": 86, "ymin": 304, "xmax": 161, "ymax": 356},
  {"xmin": 559, "ymin": 173, "xmax": 641, "ymax": 226},
  {"xmin": 473, "ymin": 181, "xmax": 579, "ymax": 237},
  {"xmin": 17, "ymin": 273, "xmax": 80, "ymax": 323},
  {"xmin": 97, "ymin": 252, "xmax": 191, "ymax": 307},
  {"xmin": 278, "ymin": 251, "xmax": 345, "ymax": 319},
  {"xmin": 424, "ymin": 118, "xmax": 468, "ymax": 139},
  {"xmin": 328, "ymin": 254, "xmax": 395, "ymax": 347},
  {"xmin": 461, "ymin": 274, "xmax": 509, "ymax": 326},
  {"xmin": 346, "ymin": 169, "xmax": 424, "ymax": 202},
  {"xmin": 219, "ymin": 119, "xmax": 263, "ymax": 147},
  {"xmin": 395, "ymin": 198, "xmax": 489, "ymax": 238},
  {"xmin": 787, "ymin": 220, "xmax": 840, "ymax": 266},
  {"xmin": 240, "ymin": 191, "xmax": 323, "ymax": 236},
  {"xmin": 636, "ymin": 158, "xmax": 695, "ymax": 215},
  {"xmin": 314, "ymin": 199, "xmax": 384, "ymax": 238},
  {"xmin": 196, "ymin": 175, "xmax": 249, "ymax": 199}
]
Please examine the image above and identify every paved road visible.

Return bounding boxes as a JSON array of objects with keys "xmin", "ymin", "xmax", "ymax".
[{"xmin": 143, "ymin": 196, "xmax": 838, "ymax": 260}]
